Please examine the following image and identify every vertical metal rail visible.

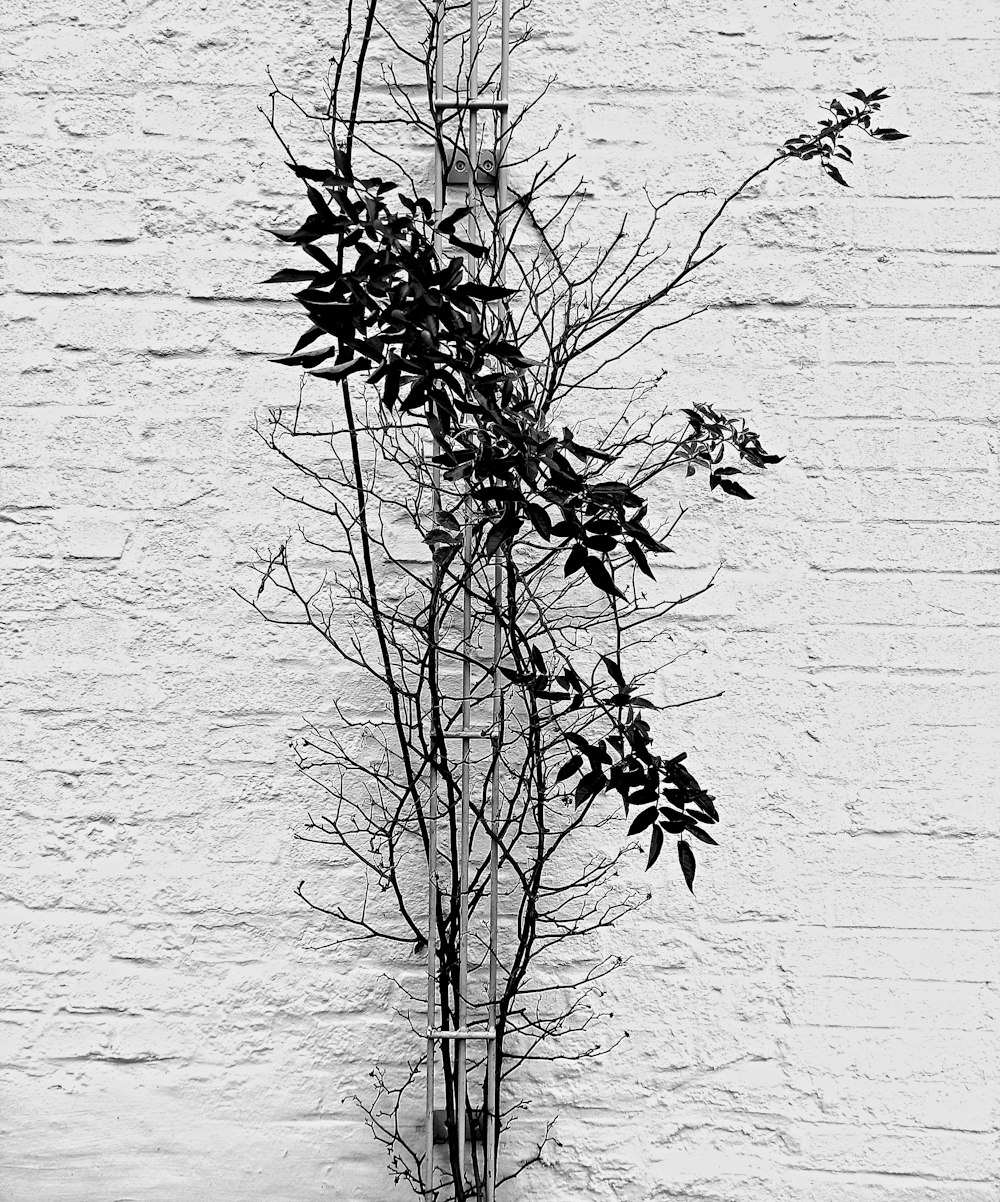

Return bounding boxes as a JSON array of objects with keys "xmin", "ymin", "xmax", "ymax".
[
  {"xmin": 485, "ymin": 5, "xmax": 511, "ymax": 1196},
  {"xmin": 424, "ymin": 4, "xmax": 446, "ymax": 1198},
  {"xmin": 455, "ymin": 0, "xmax": 481, "ymax": 1180},
  {"xmin": 426, "ymin": 0, "xmax": 510, "ymax": 1198}
]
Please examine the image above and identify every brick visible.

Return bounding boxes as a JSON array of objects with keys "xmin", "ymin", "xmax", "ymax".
[
  {"xmin": 801, "ymin": 571, "xmax": 1000, "ymax": 627},
  {"xmin": 38, "ymin": 299, "xmax": 221, "ymax": 353},
  {"xmin": 799, "ymin": 1076, "xmax": 996, "ymax": 1132},
  {"xmin": 0, "ymin": 94, "xmax": 53, "ymax": 139},
  {"xmin": 805, "ymin": 623, "xmax": 1000, "ymax": 672},
  {"xmin": 806, "ymin": 520, "xmax": 1000, "ymax": 572},
  {"xmin": 845, "ymin": 785, "xmax": 1000, "ymax": 838},
  {"xmin": 786, "ymin": 976, "xmax": 995, "ymax": 1031},
  {"xmin": 4, "ymin": 246, "xmax": 181, "ymax": 294},
  {"xmin": 1, "ymin": 0, "xmax": 137, "ymax": 28},
  {"xmin": 843, "ymin": 204, "xmax": 1000, "ymax": 256},
  {"xmin": 54, "ymin": 94, "xmax": 136, "ymax": 138},
  {"xmin": 826, "ymin": 311, "xmax": 984, "ymax": 365},
  {"xmin": 757, "ymin": 43, "xmax": 1000, "ymax": 97},
  {"xmin": 788, "ymin": 418, "xmax": 994, "ymax": 473},
  {"xmin": 790, "ymin": 1123, "xmax": 996, "ymax": 1179},
  {"xmin": 780, "ymin": 1026, "xmax": 999, "ymax": 1084},
  {"xmin": 778, "ymin": 928, "xmax": 999, "ymax": 982},
  {"xmin": 138, "ymin": 88, "xmax": 277, "ymax": 143},
  {"xmin": 857, "ymin": 258, "xmax": 1000, "ymax": 307},
  {"xmin": 801, "ymin": 474, "xmax": 998, "ymax": 523},
  {"xmin": 0, "ymin": 195, "xmax": 143, "ymax": 244},
  {"xmin": 819, "ymin": 675, "xmax": 999, "ymax": 728},
  {"xmin": 752, "ymin": 363, "xmax": 1000, "ymax": 421}
]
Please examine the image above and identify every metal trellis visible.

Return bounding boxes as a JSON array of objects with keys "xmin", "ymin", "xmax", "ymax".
[{"xmin": 425, "ymin": 0, "xmax": 511, "ymax": 1197}]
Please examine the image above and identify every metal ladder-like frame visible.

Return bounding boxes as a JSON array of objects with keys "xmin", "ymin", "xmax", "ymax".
[{"xmin": 425, "ymin": 0, "xmax": 510, "ymax": 1198}]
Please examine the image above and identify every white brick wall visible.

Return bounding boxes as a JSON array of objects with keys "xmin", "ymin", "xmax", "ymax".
[{"xmin": 2, "ymin": 0, "xmax": 997, "ymax": 1198}]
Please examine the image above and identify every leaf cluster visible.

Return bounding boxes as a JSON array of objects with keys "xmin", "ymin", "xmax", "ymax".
[
  {"xmin": 262, "ymin": 81, "xmax": 907, "ymax": 921},
  {"xmin": 781, "ymin": 87, "xmax": 909, "ymax": 187}
]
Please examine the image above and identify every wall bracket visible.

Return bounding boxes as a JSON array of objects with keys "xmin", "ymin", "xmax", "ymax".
[{"xmin": 445, "ymin": 144, "xmax": 498, "ymax": 187}]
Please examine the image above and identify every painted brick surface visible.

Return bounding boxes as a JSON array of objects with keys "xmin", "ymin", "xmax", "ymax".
[{"xmin": 1, "ymin": 0, "xmax": 998, "ymax": 1199}]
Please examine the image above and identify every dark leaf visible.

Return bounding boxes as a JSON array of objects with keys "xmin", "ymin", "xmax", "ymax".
[
  {"xmin": 287, "ymin": 163, "xmax": 326, "ymax": 180},
  {"xmin": 475, "ymin": 486, "xmax": 523, "ymax": 506},
  {"xmin": 460, "ymin": 282, "xmax": 519, "ymax": 302},
  {"xmin": 436, "ymin": 206, "xmax": 472, "ymax": 235},
  {"xmin": 261, "ymin": 268, "xmax": 323, "ymax": 285},
  {"xmin": 659, "ymin": 806, "xmax": 687, "ymax": 823},
  {"xmin": 600, "ymin": 654, "xmax": 626, "ymax": 687},
  {"xmin": 551, "ymin": 517, "xmax": 582, "ymax": 539},
  {"xmin": 575, "ymin": 769, "xmax": 606, "ymax": 807},
  {"xmin": 306, "ymin": 186, "xmax": 334, "ymax": 218},
  {"xmin": 564, "ymin": 544, "xmax": 587, "ymax": 577},
  {"xmin": 583, "ymin": 556, "xmax": 625, "ymax": 599},
  {"xmin": 498, "ymin": 665, "xmax": 531, "ymax": 684},
  {"xmin": 718, "ymin": 477, "xmax": 755, "ymax": 500},
  {"xmin": 435, "ymin": 510, "xmax": 461, "ymax": 532},
  {"xmin": 423, "ymin": 527, "xmax": 460, "ymax": 547},
  {"xmin": 449, "ymin": 235, "xmax": 488, "ymax": 259},
  {"xmin": 824, "ymin": 162, "xmax": 850, "ymax": 187},
  {"xmin": 267, "ymin": 211, "xmax": 335, "ymax": 244},
  {"xmin": 686, "ymin": 825, "xmax": 718, "ymax": 846},
  {"xmin": 625, "ymin": 540, "xmax": 656, "ymax": 578},
  {"xmin": 309, "ymin": 357, "xmax": 369, "ymax": 380},
  {"xmin": 678, "ymin": 840, "xmax": 696, "ymax": 892},
  {"xmin": 381, "ymin": 357, "xmax": 402, "ymax": 409},
  {"xmin": 289, "ymin": 163, "xmax": 349, "ymax": 187},
  {"xmin": 524, "ymin": 502, "xmax": 552, "ymax": 539},
  {"xmin": 646, "ymin": 824, "xmax": 664, "ymax": 870},
  {"xmin": 303, "ymin": 242, "xmax": 337, "ymax": 272},
  {"xmin": 291, "ymin": 323, "xmax": 324, "ymax": 355},
  {"xmin": 628, "ymin": 806, "xmax": 658, "ymax": 836},
  {"xmin": 697, "ymin": 793, "xmax": 719, "ymax": 822},
  {"xmin": 273, "ymin": 346, "xmax": 338, "ymax": 369},
  {"xmin": 556, "ymin": 755, "xmax": 583, "ymax": 783},
  {"xmin": 484, "ymin": 515, "xmax": 519, "ymax": 558}
]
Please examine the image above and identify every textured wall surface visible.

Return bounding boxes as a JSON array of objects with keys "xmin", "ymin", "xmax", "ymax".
[{"xmin": 2, "ymin": 0, "xmax": 998, "ymax": 1199}]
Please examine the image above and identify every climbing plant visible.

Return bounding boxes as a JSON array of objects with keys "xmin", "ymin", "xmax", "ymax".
[{"xmin": 246, "ymin": 2, "xmax": 906, "ymax": 1195}]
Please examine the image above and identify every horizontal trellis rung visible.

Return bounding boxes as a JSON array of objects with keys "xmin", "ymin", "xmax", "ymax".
[
  {"xmin": 428, "ymin": 1028, "xmax": 497, "ymax": 1041},
  {"xmin": 433, "ymin": 99, "xmax": 509, "ymax": 112}
]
